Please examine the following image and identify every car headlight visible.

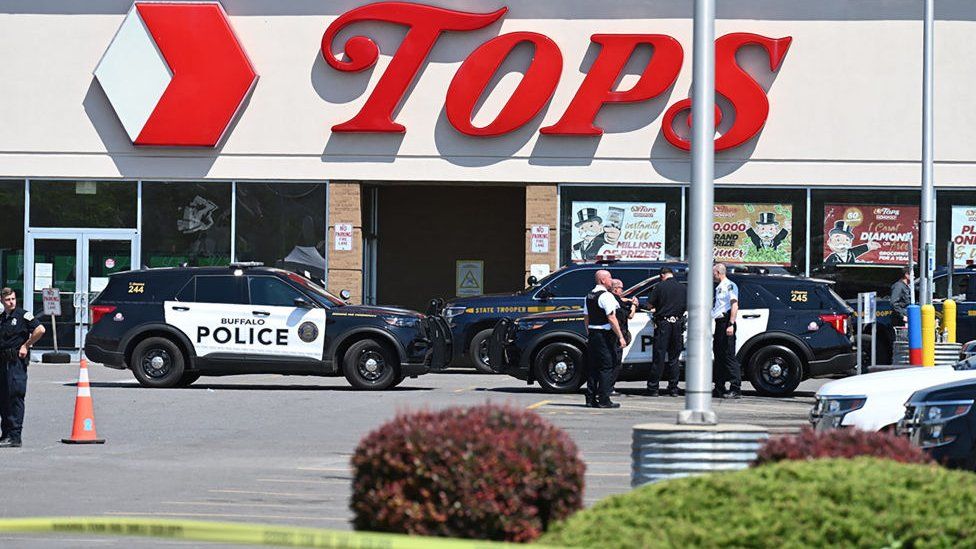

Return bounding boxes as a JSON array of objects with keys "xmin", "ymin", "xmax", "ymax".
[
  {"xmin": 914, "ymin": 400, "xmax": 973, "ymax": 448},
  {"xmin": 443, "ymin": 306, "xmax": 467, "ymax": 320},
  {"xmin": 383, "ymin": 316, "xmax": 421, "ymax": 328},
  {"xmin": 810, "ymin": 395, "xmax": 866, "ymax": 429},
  {"xmin": 516, "ymin": 319, "xmax": 548, "ymax": 331}
]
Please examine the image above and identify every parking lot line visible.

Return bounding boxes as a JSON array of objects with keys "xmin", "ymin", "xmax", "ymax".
[
  {"xmin": 209, "ymin": 489, "xmax": 314, "ymax": 498},
  {"xmin": 526, "ymin": 399, "xmax": 551, "ymax": 410},
  {"xmin": 255, "ymin": 478, "xmax": 348, "ymax": 485},
  {"xmin": 453, "ymin": 385, "xmax": 478, "ymax": 393},
  {"xmin": 103, "ymin": 511, "xmax": 348, "ymax": 522}
]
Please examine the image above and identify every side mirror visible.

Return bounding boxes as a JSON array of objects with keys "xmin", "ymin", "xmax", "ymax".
[
  {"xmin": 537, "ymin": 287, "xmax": 553, "ymax": 301},
  {"xmin": 527, "ymin": 275, "xmax": 538, "ymax": 287},
  {"xmin": 294, "ymin": 297, "xmax": 312, "ymax": 308},
  {"xmin": 339, "ymin": 289, "xmax": 352, "ymax": 301}
]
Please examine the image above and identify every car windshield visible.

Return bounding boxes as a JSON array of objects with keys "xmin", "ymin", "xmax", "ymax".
[
  {"xmin": 624, "ymin": 275, "xmax": 661, "ymax": 298},
  {"xmin": 285, "ymin": 272, "xmax": 345, "ymax": 306}
]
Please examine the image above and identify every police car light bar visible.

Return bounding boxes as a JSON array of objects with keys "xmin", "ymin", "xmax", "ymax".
[
  {"xmin": 595, "ymin": 255, "xmax": 619, "ymax": 264},
  {"xmin": 229, "ymin": 262, "xmax": 264, "ymax": 268}
]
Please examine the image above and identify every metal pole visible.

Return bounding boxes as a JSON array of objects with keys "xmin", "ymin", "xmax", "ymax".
[
  {"xmin": 920, "ymin": 0, "xmax": 935, "ymax": 305},
  {"xmin": 856, "ymin": 294, "xmax": 863, "ymax": 376},
  {"xmin": 679, "ymin": 0, "xmax": 717, "ymax": 425},
  {"xmin": 948, "ymin": 241, "xmax": 954, "ymax": 298}
]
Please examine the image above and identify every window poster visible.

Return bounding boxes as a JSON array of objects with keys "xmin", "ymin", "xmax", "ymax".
[
  {"xmin": 713, "ymin": 203, "xmax": 793, "ymax": 265},
  {"xmin": 569, "ymin": 202, "xmax": 666, "ymax": 261},
  {"xmin": 823, "ymin": 204, "xmax": 919, "ymax": 265},
  {"xmin": 951, "ymin": 206, "xmax": 976, "ymax": 267}
]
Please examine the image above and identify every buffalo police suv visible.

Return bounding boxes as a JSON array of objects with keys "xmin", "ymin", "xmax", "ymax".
[
  {"xmin": 84, "ymin": 263, "xmax": 445, "ymax": 390},
  {"xmin": 490, "ymin": 269, "xmax": 856, "ymax": 397}
]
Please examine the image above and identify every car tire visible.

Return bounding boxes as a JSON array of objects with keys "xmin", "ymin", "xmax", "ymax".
[
  {"xmin": 176, "ymin": 372, "xmax": 201, "ymax": 387},
  {"xmin": 342, "ymin": 339, "xmax": 398, "ymax": 390},
  {"xmin": 468, "ymin": 329, "xmax": 497, "ymax": 374},
  {"xmin": 130, "ymin": 337, "xmax": 186, "ymax": 388},
  {"xmin": 533, "ymin": 342, "xmax": 586, "ymax": 394},
  {"xmin": 746, "ymin": 344, "xmax": 803, "ymax": 397}
]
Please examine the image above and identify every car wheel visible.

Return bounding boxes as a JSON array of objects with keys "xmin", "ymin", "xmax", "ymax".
[
  {"xmin": 533, "ymin": 342, "xmax": 585, "ymax": 394},
  {"xmin": 176, "ymin": 373, "xmax": 201, "ymax": 387},
  {"xmin": 342, "ymin": 339, "xmax": 398, "ymax": 390},
  {"xmin": 130, "ymin": 337, "xmax": 185, "ymax": 388},
  {"xmin": 468, "ymin": 329, "xmax": 497, "ymax": 374},
  {"xmin": 746, "ymin": 345, "xmax": 803, "ymax": 397}
]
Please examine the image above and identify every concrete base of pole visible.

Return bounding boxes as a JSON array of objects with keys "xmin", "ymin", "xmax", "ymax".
[
  {"xmin": 632, "ymin": 423, "xmax": 769, "ymax": 487},
  {"xmin": 677, "ymin": 409, "xmax": 718, "ymax": 425}
]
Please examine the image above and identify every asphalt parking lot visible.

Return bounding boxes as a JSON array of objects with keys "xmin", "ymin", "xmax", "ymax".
[{"xmin": 0, "ymin": 364, "xmax": 827, "ymax": 547}]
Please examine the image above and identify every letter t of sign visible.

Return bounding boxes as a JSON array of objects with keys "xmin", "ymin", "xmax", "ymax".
[{"xmin": 321, "ymin": 2, "xmax": 507, "ymax": 133}]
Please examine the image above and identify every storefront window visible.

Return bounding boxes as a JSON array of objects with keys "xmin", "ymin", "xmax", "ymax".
[
  {"xmin": 713, "ymin": 187, "xmax": 807, "ymax": 273},
  {"xmin": 141, "ymin": 182, "xmax": 231, "ymax": 267},
  {"xmin": 559, "ymin": 186, "xmax": 682, "ymax": 265},
  {"xmin": 937, "ymin": 190, "xmax": 976, "ymax": 270},
  {"xmin": 235, "ymin": 182, "xmax": 327, "ymax": 273},
  {"xmin": 29, "ymin": 180, "xmax": 136, "ymax": 228},
  {"xmin": 0, "ymin": 181, "xmax": 25, "ymax": 293},
  {"xmin": 810, "ymin": 188, "xmax": 920, "ymax": 298}
]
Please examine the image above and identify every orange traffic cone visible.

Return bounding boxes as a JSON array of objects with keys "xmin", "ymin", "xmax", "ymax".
[{"xmin": 61, "ymin": 356, "xmax": 105, "ymax": 444}]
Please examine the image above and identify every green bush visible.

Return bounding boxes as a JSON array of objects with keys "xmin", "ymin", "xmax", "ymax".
[{"xmin": 540, "ymin": 458, "xmax": 976, "ymax": 548}]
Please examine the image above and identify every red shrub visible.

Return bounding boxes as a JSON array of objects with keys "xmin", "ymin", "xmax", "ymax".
[
  {"xmin": 756, "ymin": 427, "xmax": 933, "ymax": 466},
  {"xmin": 350, "ymin": 404, "xmax": 585, "ymax": 542}
]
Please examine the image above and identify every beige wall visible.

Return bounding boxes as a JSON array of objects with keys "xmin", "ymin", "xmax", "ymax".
[
  {"xmin": 326, "ymin": 182, "xmax": 363, "ymax": 304},
  {"xmin": 524, "ymin": 185, "xmax": 559, "ymax": 281}
]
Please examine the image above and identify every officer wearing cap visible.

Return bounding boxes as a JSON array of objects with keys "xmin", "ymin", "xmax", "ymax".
[
  {"xmin": 0, "ymin": 287, "xmax": 45, "ymax": 447},
  {"xmin": 645, "ymin": 267, "xmax": 686, "ymax": 396}
]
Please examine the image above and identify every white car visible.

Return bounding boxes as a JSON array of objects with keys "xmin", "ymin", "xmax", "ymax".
[{"xmin": 810, "ymin": 359, "xmax": 976, "ymax": 432}]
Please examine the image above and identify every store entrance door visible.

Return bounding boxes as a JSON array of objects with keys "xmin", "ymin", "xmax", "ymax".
[{"xmin": 24, "ymin": 230, "xmax": 138, "ymax": 358}]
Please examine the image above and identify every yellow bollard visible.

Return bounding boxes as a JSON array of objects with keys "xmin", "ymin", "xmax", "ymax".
[
  {"xmin": 921, "ymin": 304, "xmax": 936, "ymax": 367},
  {"xmin": 944, "ymin": 299, "xmax": 957, "ymax": 344}
]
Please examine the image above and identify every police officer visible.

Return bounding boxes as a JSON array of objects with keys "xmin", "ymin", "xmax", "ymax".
[
  {"xmin": 609, "ymin": 278, "xmax": 637, "ymax": 388},
  {"xmin": 711, "ymin": 264, "xmax": 741, "ymax": 399},
  {"xmin": 646, "ymin": 267, "xmax": 686, "ymax": 396},
  {"xmin": 0, "ymin": 287, "xmax": 45, "ymax": 447},
  {"xmin": 583, "ymin": 270, "xmax": 626, "ymax": 408}
]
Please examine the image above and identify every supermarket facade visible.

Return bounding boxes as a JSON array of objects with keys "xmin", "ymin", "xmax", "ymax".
[{"xmin": 2, "ymin": 0, "xmax": 976, "ymax": 352}]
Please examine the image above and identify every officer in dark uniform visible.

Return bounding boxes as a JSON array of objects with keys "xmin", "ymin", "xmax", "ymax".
[
  {"xmin": 645, "ymin": 267, "xmax": 686, "ymax": 396},
  {"xmin": 609, "ymin": 279, "xmax": 637, "ymax": 386},
  {"xmin": 0, "ymin": 287, "xmax": 45, "ymax": 447},
  {"xmin": 583, "ymin": 270, "xmax": 626, "ymax": 408}
]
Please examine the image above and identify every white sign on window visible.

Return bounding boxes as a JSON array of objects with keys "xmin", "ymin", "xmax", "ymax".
[
  {"xmin": 334, "ymin": 223, "xmax": 353, "ymax": 251},
  {"xmin": 34, "ymin": 263, "xmax": 53, "ymax": 291},
  {"xmin": 530, "ymin": 225, "xmax": 550, "ymax": 254}
]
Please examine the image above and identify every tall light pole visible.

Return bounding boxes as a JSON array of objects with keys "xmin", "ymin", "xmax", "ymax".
[
  {"xmin": 920, "ymin": 0, "xmax": 935, "ymax": 305},
  {"xmin": 678, "ymin": 0, "xmax": 717, "ymax": 425}
]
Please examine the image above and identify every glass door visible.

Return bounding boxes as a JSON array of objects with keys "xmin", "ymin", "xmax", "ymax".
[{"xmin": 26, "ymin": 230, "xmax": 137, "ymax": 357}]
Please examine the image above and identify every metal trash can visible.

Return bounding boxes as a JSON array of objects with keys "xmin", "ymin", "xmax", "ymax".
[{"xmin": 632, "ymin": 423, "xmax": 769, "ymax": 486}]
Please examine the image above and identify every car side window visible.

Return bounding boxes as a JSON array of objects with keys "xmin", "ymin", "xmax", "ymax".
[
  {"xmin": 544, "ymin": 270, "xmax": 595, "ymax": 297},
  {"xmin": 248, "ymin": 276, "xmax": 306, "ymax": 307},
  {"xmin": 610, "ymin": 268, "xmax": 649, "ymax": 290},
  {"xmin": 194, "ymin": 275, "xmax": 246, "ymax": 305},
  {"xmin": 735, "ymin": 282, "xmax": 764, "ymax": 309}
]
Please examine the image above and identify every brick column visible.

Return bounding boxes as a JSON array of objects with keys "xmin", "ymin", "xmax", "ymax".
[
  {"xmin": 326, "ymin": 182, "xmax": 363, "ymax": 304},
  {"xmin": 525, "ymin": 184, "xmax": 559, "ymax": 281}
]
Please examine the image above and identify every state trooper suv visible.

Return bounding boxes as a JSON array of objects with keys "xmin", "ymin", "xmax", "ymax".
[
  {"xmin": 434, "ymin": 259, "xmax": 680, "ymax": 373},
  {"xmin": 489, "ymin": 270, "xmax": 856, "ymax": 397},
  {"xmin": 84, "ymin": 264, "xmax": 448, "ymax": 390}
]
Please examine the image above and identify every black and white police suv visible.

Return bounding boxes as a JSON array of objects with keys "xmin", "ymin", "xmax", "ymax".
[
  {"xmin": 84, "ymin": 263, "xmax": 447, "ymax": 390},
  {"xmin": 490, "ymin": 270, "xmax": 857, "ymax": 397}
]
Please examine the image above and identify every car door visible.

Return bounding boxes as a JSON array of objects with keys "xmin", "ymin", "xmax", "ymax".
[
  {"xmin": 730, "ymin": 281, "xmax": 770, "ymax": 354},
  {"xmin": 246, "ymin": 276, "xmax": 328, "ymax": 362},
  {"xmin": 164, "ymin": 274, "xmax": 250, "ymax": 360}
]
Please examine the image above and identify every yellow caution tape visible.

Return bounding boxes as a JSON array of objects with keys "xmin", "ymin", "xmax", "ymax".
[{"xmin": 0, "ymin": 517, "xmax": 554, "ymax": 548}]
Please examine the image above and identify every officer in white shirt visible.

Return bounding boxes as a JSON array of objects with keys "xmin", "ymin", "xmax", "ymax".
[
  {"xmin": 712, "ymin": 263, "xmax": 741, "ymax": 399},
  {"xmin": 583, "ymin": 270, "xmax": 626, "ymax": 408}
]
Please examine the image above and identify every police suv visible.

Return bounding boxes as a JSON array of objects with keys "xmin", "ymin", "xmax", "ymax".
[
  {"xmin": 489, "ymin": 270, "xmax": 856, "ymax": 397},
  {"xmin": 435, "ymin": 259, "xmax": 679, "ymax": 373},
  {"xmin": 84, "ymin": 264, "xmax": 447, "ymax": 390}
]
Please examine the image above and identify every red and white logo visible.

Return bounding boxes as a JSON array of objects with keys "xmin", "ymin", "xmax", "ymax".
[{"xmin": 95, "ymin": 1, "xmax": 257, "ymax": 147}]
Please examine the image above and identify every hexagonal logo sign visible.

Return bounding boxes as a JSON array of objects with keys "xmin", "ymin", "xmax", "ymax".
[{"xmin": 94, "ymin": 1, "xmax": 257, "ymax": 147}]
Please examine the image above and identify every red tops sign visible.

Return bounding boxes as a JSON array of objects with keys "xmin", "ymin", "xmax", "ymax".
[{"xmin": 321, "ymin": 2, "xmax": 793, "ymax": 151}]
